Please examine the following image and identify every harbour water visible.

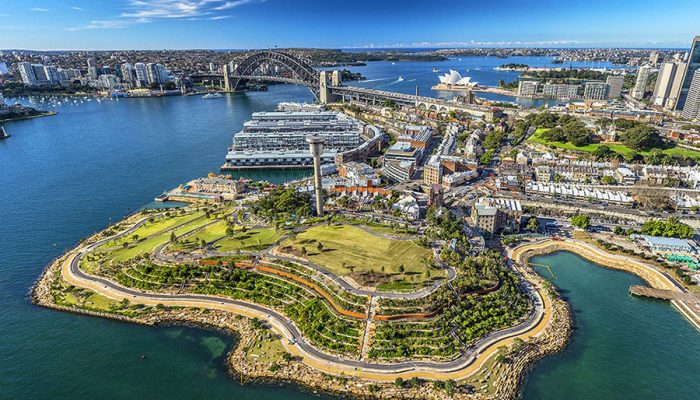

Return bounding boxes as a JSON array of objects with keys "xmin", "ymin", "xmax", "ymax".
[{"xmin": 0, "ymin": 58, "xmax": 697, "ymax": 399}]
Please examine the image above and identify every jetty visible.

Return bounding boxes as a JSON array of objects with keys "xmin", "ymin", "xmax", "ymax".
[
  {"xmin": 629, "ymin": 285, "xmax": 700, "ymax": 302},
  {"xmin": 630, "ymin": 285, "xmax": 700, "ymax": 331}
]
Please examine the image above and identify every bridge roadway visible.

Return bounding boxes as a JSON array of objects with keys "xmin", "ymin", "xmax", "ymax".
[{"xmin": 60, "ymin": 216, "xmax": 550, "ymax": 380}]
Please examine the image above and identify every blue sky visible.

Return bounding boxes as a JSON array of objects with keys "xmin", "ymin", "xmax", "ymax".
[{"xmin": 0, "ymin": 0, "xmax": 698, "ymax": 50}]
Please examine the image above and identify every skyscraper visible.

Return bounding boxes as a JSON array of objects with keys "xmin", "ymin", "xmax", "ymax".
[
  {"xmin": 134, "ymin": 63, "xmax": 148, "ymax": 87},
  {"xmin": 676, "ymin": 35, "xmax": 700, "ymax": 111},
  {"xmin": 605, "ymin": 75, "xmax": 624, "ymax": 99},
  {"xmin": 681, "ymin": 69, "xmax": 700, "ymax": 121},
  {"xmin": 17, "ymin": 62, "xmax": 37, "ymax": 85},
  {"xmin": 652, "ymin": 62, "xmax": 678, "ymax": 107},
  {"xmin": 632, "ymin": 65, "xmax": 652, "ymax": 99}
]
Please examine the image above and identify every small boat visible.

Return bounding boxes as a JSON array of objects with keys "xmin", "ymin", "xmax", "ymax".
[
  {"xmin": 202, "ymin": 92, "xmax": 223, "ymax": 99},
  {"xmin": 432, "ymin": 68, "xmax": 440, "ymax": 72},
  {"xmin": 0, "ymin": 126, "xmax": 9, "ymax": 139},
  {"xmin": 397, "ymin": 76, "xmax": 404, "ymax": 81}
]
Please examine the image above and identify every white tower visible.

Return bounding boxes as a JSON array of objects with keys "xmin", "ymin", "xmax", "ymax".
[{"xmin": 306, "ymin": 135, "xmax": 325, "ymax": 216}]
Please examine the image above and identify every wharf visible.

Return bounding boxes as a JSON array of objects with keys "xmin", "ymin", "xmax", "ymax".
[{"xmin": 630, "ymin": 285, "xmax": 700, "ymax": 331}]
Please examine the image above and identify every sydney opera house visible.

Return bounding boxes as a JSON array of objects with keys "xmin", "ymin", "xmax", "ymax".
[
  {"xmin": 437, "ymin": 69, "xmax": 478, "ymax": 87},
  {"xmin": 432, "ymin": 69, "xmax": 478, "ymax": 92}
]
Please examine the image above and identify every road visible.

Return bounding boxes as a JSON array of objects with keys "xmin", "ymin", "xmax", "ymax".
[{"xmin": 57, "ymin": 214, "xmax": 551, "ymax": 380}]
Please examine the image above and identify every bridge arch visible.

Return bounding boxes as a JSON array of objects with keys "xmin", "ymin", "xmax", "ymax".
[{"xmin": 231, "ymin": 50, "xmax": 320, "ymax": 98}]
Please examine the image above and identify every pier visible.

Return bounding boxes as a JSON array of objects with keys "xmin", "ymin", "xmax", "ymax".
[{"xmin": 629, "ymin": 285, "xmax": 700, "ymax": 302}]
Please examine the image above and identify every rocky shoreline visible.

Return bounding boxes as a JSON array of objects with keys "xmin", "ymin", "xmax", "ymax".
[{"xmin": 30, "ymin": 229, "xmax": 575, "ymax": 400}]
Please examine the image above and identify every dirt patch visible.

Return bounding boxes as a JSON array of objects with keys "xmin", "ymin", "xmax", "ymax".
[{"xmin": 348, "ymin": 271, "xmax": 392, "ymax": 287}]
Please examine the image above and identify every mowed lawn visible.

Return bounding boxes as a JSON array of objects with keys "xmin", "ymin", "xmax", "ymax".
[
  {"xmin": 215, "ymin": 228, "xmax": 284, "ymax": 252},
  {"xmin": 528, "ymin": 128, "xmax": 700, "ymax": 159},
  {"xmin": 282, "ymin": 224, "xmax": 434, "ymax": 277}
]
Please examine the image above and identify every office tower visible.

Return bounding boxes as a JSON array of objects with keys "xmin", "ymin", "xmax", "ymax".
[
  {"xmin": 134, "ymin": 63, "xmax": 148, "ymax": 87},
  {"xmin": 681, "ymin": 69, "xmax": 700, "ymax": 121},
  {"xmin": 676, "ymin": 36, "xmax": 700, "ymax": 111},
  {"xmin": 17, "ymin": 62, "xmax": 37, "ymax": 85},
  {"xmin": 87, "ymin": 57, "xmax": 96, "ymax": 69},
  {"xmin": 584, "ymin": 81, "xmax": 608, "ymax": 100},
  {"xmin": 88, "ymin": 66, "xmax": 99, "ymax": 80},
  {"xmin": 632, "ymin": 65, "xmax": 652, "ymax": 99},
  {"xmin": 652, "ymin": 62, "xmax": 678, "ymax": 106},
  {"xmin": 605, "ymin": 75, "xmax": 624, "ymax": 99},
  {"xmin": 43, "ymin": 65, "xmax": 60, "ymax": 85},
  {"xmin": 306, "ymin": 135, "xmax": 326, "ymax": 217},
  {"xmin": 667, "ymin": 62, "xmax": 688, "ymax": 110}
]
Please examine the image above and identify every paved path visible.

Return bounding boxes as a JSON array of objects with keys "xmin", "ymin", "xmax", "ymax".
[{"xmin": 57, "ymin": 216, "xmax": 552, "ymax": 381}]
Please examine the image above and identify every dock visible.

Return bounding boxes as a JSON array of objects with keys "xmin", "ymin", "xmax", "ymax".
[
  {"xmin": 629, "ymin": 285, "xmax": 700, "ymax": 303},
  {"xmin": 630, "ymin": 285, "xmax": 700, "ymax": 331}
]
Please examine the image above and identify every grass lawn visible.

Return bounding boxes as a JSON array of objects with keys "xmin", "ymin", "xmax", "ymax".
[
  {"xmin": 246, "ymin": 332, "xmax": 287, "ymax": 364},
  {"xmin": 280, "ymin": 224, "xmax": 434, "ymax": 279},
  {"xmin": 104, "ymin": 211, "xmax": 205, "ymax": 248},
  {"xmin": 528, "ymin": 128, "xmax": 700, "ymax": 159},
  {"xmin": 215, "ymin": 228, "xmax": 284, "ymax": 252}
]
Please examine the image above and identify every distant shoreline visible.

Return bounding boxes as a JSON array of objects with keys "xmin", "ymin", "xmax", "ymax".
[{"xmin": 0, "ymin": 111, "xmax": 58, "ymax": 123}]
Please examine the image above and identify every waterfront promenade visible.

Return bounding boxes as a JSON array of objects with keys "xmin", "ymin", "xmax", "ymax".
[{"xmin": 44, "ymin": 212, "xmax": 559, "ymax": 383}]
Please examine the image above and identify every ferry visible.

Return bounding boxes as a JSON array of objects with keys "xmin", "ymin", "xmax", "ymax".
[
  {"xmin": 0, "ymin": 126, "xmax": 9, "ymax": 139},
  {"xmin": 202, "ymin": 92, "xmax": 223, "ymax": 99}
]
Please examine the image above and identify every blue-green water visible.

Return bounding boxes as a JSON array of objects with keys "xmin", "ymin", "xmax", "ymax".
[
  {"xmin": 525, "ymin": 251, "xmax": 700, "ymax": 399},
  {"xmin": 0, "ymin": 58, "xmax": 697, "ymax": 399}
]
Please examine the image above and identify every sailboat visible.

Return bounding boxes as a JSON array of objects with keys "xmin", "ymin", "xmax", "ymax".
[{"xmin": 0, "ymin": 126, "xmax": 10, "ymax": 139}]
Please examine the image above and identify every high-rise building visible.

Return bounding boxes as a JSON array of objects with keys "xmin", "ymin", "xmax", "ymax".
[
  {"xmin": 31, "ymin": 64, "xmax": 48, "ymax": 83},
  {"xmin": 119, "ymin": 63, "xmax": 135, "ymax": 85},
  {"xmin": 652, "ymin": 62, "xmax": 678, "ymax": 107},
  {"xmin": 17, "ymin": 62, "xmax": 37, "ymax": 85},
  {"xmin": 0, "ymin": 93, "xmax": 5, "ymax": 105},
  {"xmin": 146, "ymin": 63, "xmax": 167, "ymax": 85},
  {"xmin": 681, "ymin": 69, "xmax": 700, "ymax": 121},
  {"xmin": 676, "ymin": 36, "xmax": 700, "ymax": 111},
  {"xmin": 43, "ymin": 65, "xmax": 60, "ymax": 85},
  {"xmin": 649, "ymin": 52, "xmax": 660, "ymax": 66},
  {"xmin": 667, "ymin": 62, "xmax": 688, "ymax": 110},
  {"xmin": 632, "ymin": 65, "xmax": 652, "ymax": 99},
  {"xmin": 88, "ymin": 66, "xmax": 99, "ymax": 80},
  {"xmin": 605, "ymin": 75, "xmax": 624, "ymax": 99},
  {"xmin": 134, "ymin": 63, "xmax": 148, "ymax": 87},
  {"xmin": 87, "ymin": 58, "xmax": 96, "ymax": 70},
  {"xmin": 584, "ymin": 81, "xmax": 608, "ymax": 100}
]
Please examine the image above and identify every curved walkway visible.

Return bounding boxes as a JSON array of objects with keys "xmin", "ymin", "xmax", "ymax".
[{"xmin": 58, "ymin": 216, "xmax": 553, "ymax": 381}]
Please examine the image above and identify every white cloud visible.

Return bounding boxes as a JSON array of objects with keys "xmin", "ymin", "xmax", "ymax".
[
  {"xmin": 66, "ymin": 0, "xmax": 261, "ymax": 31},
  {"xmin": 71, "ymin": 7, "xmax": 86, "ymax": 11},
  {"xmin": 214, "ymin": 0, "xmax": 255, "ymax": 11},
  {"xmin": 31, "ymin": 8, "xmax": 50, "ymax": 12}
]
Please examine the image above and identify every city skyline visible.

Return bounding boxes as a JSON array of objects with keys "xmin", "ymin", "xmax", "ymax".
[{"xmin": 1, "ymin": 0, "xmax": 700, "ymax": 50}]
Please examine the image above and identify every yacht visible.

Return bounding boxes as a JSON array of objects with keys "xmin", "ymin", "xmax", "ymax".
[
  {"xmin": 202, "ymin": 92, "xmax": 223, "ymax": 99},
  {"xmin": 432, "ymin": 68, "xmax": 440, "ymax": 72},
  {"xmin": 0, "ymin": 126, "xmax": 9, "ymax": 139}
]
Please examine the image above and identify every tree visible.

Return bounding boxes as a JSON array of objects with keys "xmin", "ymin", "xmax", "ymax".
[
  {"xmin": 317, "ymin": 242, "xmax": 324, "ymax": 252},
  {"xmin": 398, "ymin": 265, "xmax": 405, "ymax": 274},
  {"xmin": 526, "ymin": 217, "xmax": 539, "ymax": 232},
  {"xmin": 570, "ymin": 214, "xmax": 591, "ymax": 229},
  {"xmin": 601, "ymin": 175, "xmax": 616, "ymax": 185},
  {"xmin": 394, "ymin": 377, "xmax": 404, "ymax": 388},
  {"xmin": 620, "ymin": 125, "xmax": 661, "ymax": 151}
]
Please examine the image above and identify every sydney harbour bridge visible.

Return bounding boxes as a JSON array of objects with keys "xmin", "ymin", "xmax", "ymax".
[{"xmin": 193, "ymin": 50, "xmax": 493, "ymax": 117}]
